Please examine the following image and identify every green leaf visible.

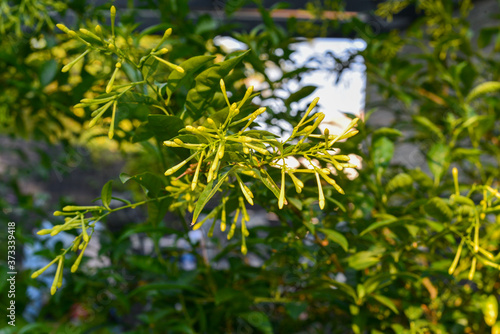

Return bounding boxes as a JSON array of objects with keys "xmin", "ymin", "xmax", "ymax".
[
  {"xmin": 239, "ymin": 312, "xmax": 274, "ymax": 334},
  {"xmin": 466, "ymin": 81, "xmax": 500, "ymax": 103},
  {"xmin": 100, "ymin": 180, "xmax": 113, "ymax": 210},
  {"xmin": 185, "ymin": 50, "xmax": 249, "ymax": 117},
  {"xmin": 325, "ymin": 195, "xmax": 346, "ymax": 212},
  {"xmin": 285, "ymin": 303, "xmax": 308, "ymax": 320},
  {"xmin": 132, "ymin": 115, "xmax": 184, "ymax": 143},
  {"xmin": 371, "ymin": 294, "xmax": 399, "ymax": 314},
  {"xmin": 166, "ymin": 55, "xmax": 216, "ymax": 105},
  {"xmin": 120, "ymin": 172, "xmax": 165, "ymax": 198},
  {"xmin": 326, "ymin": 279, "xmax": 358, "ymax": 302},
  {"xmin": 318, "ymin": 228, "xmax": 348, "ymax": 251},
  {"xmin": 372, "ymin": 127, "xmax": 403, "ymax": 141},
  {"xmin": 285, "ymin": 85, "xmax": 317, "ymax": 106},
  {"xmin": 192, "ymin": 167, "xmax": 234, "ymax": 224},
  {"xmin": 424, "ymin": 197, "xmax": 453, "ymax": 222},
  {"xmin": 478, "ymin": 27, "xmax": 500, "ymax": 48},
  {"xmin": 215, "ymin": 287, "xmax": 247, "ymax": 305},
  {"xmin": 258, "ymin": 169, "xmax": 281, "ymax": 200},
  {"xmin": 413, "ymin": 116, "xmax": 444, "ymax": 141},
  {"xmin": 427, "ymin": 142, "xmax": 450, "ymax": 184},
  {"xmin": 360, "ymin": 218, "xmax": 399, "ymax": 236},
  {"xmin": 142, "ymin": 55, "xmax": 159, "ymax": 80},
  {"xmin": 386, "ymin": 173, "xmax": 413, "ymax": 193},
  {"xmin": 372, "ymin": 136, "xmax": 395, "ymax": 170},
  {"xmin": 348, "ymin": 249, "xmax": 384, "ymax": 270},
  {"xmin": 39, "ymin": 60, "xmax": 58, "ymax": 86}
]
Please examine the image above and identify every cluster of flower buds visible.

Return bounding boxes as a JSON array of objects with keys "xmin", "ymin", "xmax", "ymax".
[
  {"xmin": 57, "ymin": 6, "xmax": 182, "ymax": 138},
  {"xmin": 161, "ymin": 79, "xmax": 360, "ymax": 253},
  {"xmin": 447, "ymin": 167, "xmax": 500, "ymax": 280},
  {"xmin": 31, "ymin": 205, "xmax": 103, "ymax": 294}
]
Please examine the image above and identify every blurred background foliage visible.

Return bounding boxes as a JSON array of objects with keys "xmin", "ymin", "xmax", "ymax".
[{"xmin": 1, "ymin": 0, "xmax": 500, "ymax": 333}]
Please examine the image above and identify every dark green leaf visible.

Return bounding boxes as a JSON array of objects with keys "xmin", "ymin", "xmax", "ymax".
[
  {"xmin": 285, "ymin": 85, "xmax": 317, "ymax": 106},
  {"xmin": 132, "ymin": 115, "xmax": 184, "ymax": 143},
  {"xmin": 185, "ymin": 50, "xmax": 249, "ymax": 117},
  {"xmin": 100, "ymin": 180, "xmax": 113, "ymax": 210},
  {"xmin": 318, "ymin": 228, "xmax": 348, "ymax": 251},
  {"xmin": 166, "ymin": 55, "xmax": 216, "ymax": 105},
  {"xmin": 192, "ymin": 167, "xmax": 234, "ymax": 224}
]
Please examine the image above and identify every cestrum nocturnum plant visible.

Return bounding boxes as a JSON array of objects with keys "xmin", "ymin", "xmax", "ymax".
[
  {"xmin": 31, "ymin": 6, "xmax": 360, "ymax": 294},
  {"xmin": 57, "ymin": 6, "xmax": 181, "ymax": 139},
  {"xmin": 164, "ymin": 79, "xmax": 359, "ymax": 254}
]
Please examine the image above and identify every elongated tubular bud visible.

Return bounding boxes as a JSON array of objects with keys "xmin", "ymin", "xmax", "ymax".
[
  {"xmin": 95, "ymin": 25, "xmax": 103, "ymax": 36},
  {"xmin": 338, "ymin": 130, "xmax": 359, "ymax": 140},
  {"xmin": 333, "ymin": 155, "xmax": 350, "ymax": 161},
  {"xmin": 110, "ymin": 6, "xmax": 116, "ymax": 37},
  {"xmin": 487, "ymin": 186, "xmax": 500, "ymax": 199},
  {"xmin": 208, "ymin": 216, "xmax": 217, "ymax": 238},
  {"xmin": 91, "ymin": 100, "xmax": 114, "ymax": 117},
  {"xmin": 56, "ymin": 23, "xmax": 70, "ymax": 34},
  {"xmin": 220, "ymin": 79, "xmax": 231, "ymax": 107},
  {"xmin": 89, "ymin": 100, "xmax": 114, "ymax": 128},
  {"xmin": 243, "ymin": 145, "xmax": 250, "ymax": 154},
  {"xmin": 480, "ymin": 258, "xmax": 500, "ymax": 269},
  {"xmin": 466, "ymin": 240, "xmax": 495, "ymax": 259},
  {"xmin": 192, "ymin": 208, "xmax": 217, "ymax": 230},
  {"xmin": 227, "ymin": 136, "xmax": 255, "ymax": 143},
  {"xmin": 108, "ymin": 100, "xmax": 117, "ymax": 139},
  {"xmin": 81, "ymin": 214, "xmax": 89, "ymax": 242},
  {"xmin": 237, "ymin": 86, "xmax": 254, "ymax": 109},
  {"xmin": 57, "ymin": 259, "xmax": 64, "ymax": 288},
  {"xmin": 329, "ymin": 156, "xmax": 344, "ymax": 171},
  {"xmin": 330, "ymin": 118, "xmax": 359, "ymax": 145},
  {"xmin": 191, "ymin": 151, "xmax": 205, "ymax": 191},
  {"xmin": 246, "ymin": 143, "xmax": 269, "ymax": 156},
  {"xmin": 221, "ymin": 196, "xmax": 227, "ymax": 231},
  {"xmin": 227, "ymin": 209, "xmax": 239, "ymax": 240},
  {"xmin": 153, "ymin": 56, "xmax": 184, "ymax": 73},
  {"xmin": 468, "ymin": 257, "xmax": 477, "ymax": 280},
  {"xmin": 206, "ymin": 118, "xmax": 216, "ymax": 128},
  {"xmin": 315, "ymin": 172, "xmax": 326, "ymax": 210},
  {"xmin": 80, "ymin": 28, "xmax": 101, "ymax": 41},
  {"xmin": 474, "ymin": 212, "xmax": 480, "ymax": 253},
  {"xmin": 106, "ymin": 63, "xmax": 121, "ymax": 94},
  {"xmin": 36, "ymin": 229, "xmax": 53, "ymax": 235},
  {"xmin": 50, "ymin": 256, "xmax": 64, "ymax": 295},
  {"xmin": 153, "ymin": 28, "xmax": 172, "ymax": 52},
  {"xmin": 238, "ymin": 178, "xmax": 254, "ymax": 205},
  {"xmin": 67, "ymin": 30, "xmax": 91, "ymax": 46},
  {"xmin": 278, "ymin": 163, "xmax": 286, "ymax": 209},
  {"xmin": 62, "ymin": 49, "xmax": 90, "ymax": 73},
  {"xmin": 163, "ymin": 140, "xmax": 181, "ymax": 147},
  {"xmin": 81, "ymin": 95, "xmax": 116, "ymax": 105},
  {"xmin": 288, "ymin": 172, "xmax": 304, "ymax": 193},
  {"xmin": 71, "ymin": 241, "xmax": 89, "ymax": 273},
  {"xmin": 164, "ymin": 152, "xmax": 197, "ymax": 176},
  {"xmin": 448, "ymin": 239, "xmax": 464, "ymax": 275},
  {"xmin": 31, "ymin": 256, "xmax": 60, "ymax": 279},
  {"xmin": 340, "ymin": 163, "xmax": 357, "ymax": 168},
  {"xmin": 71, "ymin": 235, "xmax": 82, "ymax": 252},
  {"xmin": 63, "ymin": 205, "xmax": 102, "ymax": 212},
  {"xmin": 316, "ymin": 167, "xmax": 344, "ymax": 193},
  {"xmin": 239, "ymin": 196, "xmax": 250, "ymax": 223},
  {"xmin": 218, "ymin": 143, "xmax": 225, "ymax": 159},
  {"xmin": 452, "ymin": 167, "xmax": 459, "ymax": 195},
  {"xmin": 310, "ymin": 113, "xmax": 325, "ymax": 130},
  {"xmin": 297, "ymin": 97, "xmax": 320, "ymax": 128}
]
